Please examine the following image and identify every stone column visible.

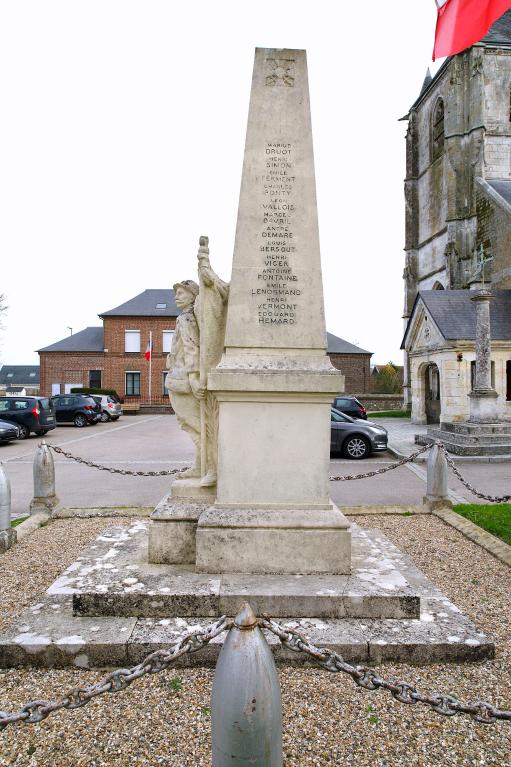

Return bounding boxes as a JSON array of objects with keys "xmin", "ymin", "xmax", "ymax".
[
  {"xmin": 468, "ymin": 288, "xmax": 499, "ymax": 423},
  {"xmin": 0, "ymin": 463, "xmax": 16, "ymax": 553}
]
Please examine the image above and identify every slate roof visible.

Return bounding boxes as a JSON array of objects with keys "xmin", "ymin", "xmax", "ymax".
[
  {"xmin": 0, "ymin": 366, "xmax": 40, "ymax": 385},
  {"xmin": 481, "ymin": 9, "xmax": 511, "ymax": 45},
  {"xmin": 327, "ymin": 332, "xmax": 371, "ymax": 355},
  {"xmin": 100, "ymin": 289, "xmax": 179, "ymax": 317},
  {"xmin": 401, "ymin": 289, "xmax": 511, "ymax": 347},
  {"xmin": 38, "ymin": 327, "xmax": 104, "ymax": 353},
  {"xmin": 487, "ymin": 179, "xmax": 511, "ymax": 206}
]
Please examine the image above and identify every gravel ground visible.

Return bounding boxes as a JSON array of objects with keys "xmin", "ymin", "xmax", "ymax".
[{"xmin": 0, "ymin": 516, "xmax": 510, "ymax": 767}]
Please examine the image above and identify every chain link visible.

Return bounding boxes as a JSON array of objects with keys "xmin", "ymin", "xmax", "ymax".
[
  {"xmin": 0, "ymin": 616, "xmax": 231, "ymax": 729},
  {"xmin": 260, "ymin": 617, "xmax": 511, "ymax": 725},
  {"xmin": 439, "ymin": 444, "xmax": 511, "ymax": 503},
  {"xmin": 47, "ymin": 444, "xmax": 190, "ymax": 477},
  {"xmin": 329, "ymin": 444, "xmax": 431, "ymax": 481}
]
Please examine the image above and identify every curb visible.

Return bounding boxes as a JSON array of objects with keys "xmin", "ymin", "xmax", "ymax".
[
  {"xmin": 432, "ymin": 507, "xmax": 511, "ymax": 569},
  {"xmin": 52, "ymin": 507, "xmax": 153, "ymax": 519},
  {"xmin": 343, "ymin": 504, "xmax": 429, "ymax": 516},
  {"xmin": 14, "ymin": 512, "xmax": 51, "ymax": 541}
]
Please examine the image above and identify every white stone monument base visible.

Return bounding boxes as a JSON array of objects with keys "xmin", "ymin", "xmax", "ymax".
[
  {"xmin": 468, "ymin": 389, "xmax": 499, "ymax": 423},
  {"xmin": 196, "ymin": 505, "xmax": 351, "ymax": 574}
]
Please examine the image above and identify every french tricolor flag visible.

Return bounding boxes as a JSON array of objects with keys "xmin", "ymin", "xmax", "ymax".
[
  {"xmin": 145, "ymin": 333, "xmax": 153, "ymax": 361},
  {"xmin": 434, "ymin": 0, "xmax": 511, "ymax": 60}
]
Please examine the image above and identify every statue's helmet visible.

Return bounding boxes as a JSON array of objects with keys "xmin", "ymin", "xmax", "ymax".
[{"xmin": 173, "ymin": 279, "xmax": 199, "ymax": 298}]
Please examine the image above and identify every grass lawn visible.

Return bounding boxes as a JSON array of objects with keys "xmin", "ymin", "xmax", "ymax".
[
  {"xmin": 10, "ymin": 516, "xmax": 28, "ymax": 528},
  {"xmin": 367, "ymin": 410, "xmax": 411, "ymax": 418},
  {"xmin": 453, "ymin": 504, "xmax": 511, "ymax": 546}
]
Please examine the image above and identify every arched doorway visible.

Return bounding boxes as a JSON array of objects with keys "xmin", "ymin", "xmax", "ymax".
[{"xmin": 425, "ymin": 363, "xmax": 441, "ymax": 423}]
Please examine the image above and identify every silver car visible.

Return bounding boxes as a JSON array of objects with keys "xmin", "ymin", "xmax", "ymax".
[
  {"xmin": 330, "ymin": 407, "xmax": 388, "ymax": 459},
  {"xmin": 91, "ymin": 395, "xmax": 123, "ymax": 422}
]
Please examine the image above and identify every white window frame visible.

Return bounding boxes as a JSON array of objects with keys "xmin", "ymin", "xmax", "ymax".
[
  {"xmin": 125, "ymin": 330, "xmax": 141, "ymax": 353},
  {"xmin": 125, "ymin": 371, "xmax": 141, "ymax": 396},
  {"xmin": 162, "ymin": 330, "xmax": 174, "ymax": 353}
]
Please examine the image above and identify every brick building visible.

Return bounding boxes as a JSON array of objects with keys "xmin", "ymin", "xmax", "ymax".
[{"xmin": 38, "ymin": 290, "xmax": 371, "ymax": 405}]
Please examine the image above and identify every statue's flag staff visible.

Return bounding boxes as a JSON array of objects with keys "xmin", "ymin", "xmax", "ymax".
[{"xmin": 433, "ymin": 0, "xmax": 511, "ymax": 60}]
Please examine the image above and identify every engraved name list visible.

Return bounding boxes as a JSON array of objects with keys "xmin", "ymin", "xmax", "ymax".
[{"xmin": 254, "ymin": 141, "xmax": 301, "ymax": 327}]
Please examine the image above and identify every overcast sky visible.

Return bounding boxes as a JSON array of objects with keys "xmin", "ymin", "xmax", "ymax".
[{"xmin": 0, "ymin": 1, "xmax": 443, "ymax": 367}]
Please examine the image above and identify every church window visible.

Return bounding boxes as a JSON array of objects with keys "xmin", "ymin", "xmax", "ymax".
[
  {"xmin": 432, "ymin": 281, "xmax": 445, "ymax": 290},
  {"xmin": 506, "ymin": 361, "xmax": 511, "ymax": 400},
  {"xmin": 432, "ymin": 99, "xmax": 445, "ymax": 161}
]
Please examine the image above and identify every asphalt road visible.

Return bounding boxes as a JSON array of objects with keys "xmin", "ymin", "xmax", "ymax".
[{"xmin": 0, "ymin": 415, "xmax": 507, "ymax": 518}]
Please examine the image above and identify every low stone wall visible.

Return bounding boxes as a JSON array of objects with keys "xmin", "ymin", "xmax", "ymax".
[{"xmin": 354, "ymin": 393, "xmax": 404, "ymax": 411}]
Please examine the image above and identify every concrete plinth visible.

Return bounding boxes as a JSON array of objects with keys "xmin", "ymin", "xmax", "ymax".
[
  {"xmin": 0, "ymin": 520, "xmax": 494, "ymax": 668},
  {"xmin": 196, "ymin": 505, "xmax": 351, "ymax": 574},
  {"xmin": 468, "ymin": 389, "xmax": 499, "ymax": 423},
  {"xmin": 0, "ymin": 528, "xmax": 16, "ymax": 553},
  {"xmin": 416, "ymin": 421, "xmax": 511, "ymax": 456}
]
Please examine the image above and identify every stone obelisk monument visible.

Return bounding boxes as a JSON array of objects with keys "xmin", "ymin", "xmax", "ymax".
[{"xmin": 195, "ymin": 48, "xmax": 350, "ymax": 574}]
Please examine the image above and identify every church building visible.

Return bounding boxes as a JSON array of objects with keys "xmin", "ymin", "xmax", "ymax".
[{"xmin": 402, "ymin": 11, "xmax": 511, "ymax": 424}]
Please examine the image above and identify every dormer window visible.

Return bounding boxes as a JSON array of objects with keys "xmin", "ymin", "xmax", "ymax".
[
  {"xmin": 156, "ymin": 303, "xmax": 167, "ymax": 310},
  {"xmin": 432, "ymin": 99, "xmax": 445, "ymax": 161}
]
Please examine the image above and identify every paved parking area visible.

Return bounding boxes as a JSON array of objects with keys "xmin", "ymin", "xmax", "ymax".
[{"xmin": 0, "ymin": 414, "xmax": 508, "ymax": 517}]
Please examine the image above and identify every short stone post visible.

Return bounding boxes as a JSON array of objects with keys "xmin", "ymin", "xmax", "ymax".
[
  {"xmin": 211, "ymin": 603, "xmax": 283, "ymax": 767},
  {"xmin": 468, "ymin": 288, "xmax": 499, "ymax": 423},
  {"xmin": 423, "ymin": 443, "xmax": 452, "ymax": 510},
  {"xmin": 30, "ymin": 441, "xmax": 60, "ymax": 515},
  {"xmin": 0, "ymin": 463, "xmax": 16, "ymax": 553}
]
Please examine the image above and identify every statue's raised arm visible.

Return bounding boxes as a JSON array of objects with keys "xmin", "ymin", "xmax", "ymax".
[{"xmin": 195, "ymin": 236, "xmax": 229, "ymax": 487}]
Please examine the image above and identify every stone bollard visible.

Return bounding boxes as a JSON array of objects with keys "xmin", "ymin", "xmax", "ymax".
[
  {"xmin": 211, "ymin": 603, "xmax": 283, "ymax": 767},
  {"xmin": 423, "ymin": 443, "xmax": 452, "ymax": 510},
  {"xmin": 0, "ymin": 463, "xmax": 16, "ymax": 553},
  {"xmin": 30, "ymin": 441, "xmax": 60, "ymax": 515}
]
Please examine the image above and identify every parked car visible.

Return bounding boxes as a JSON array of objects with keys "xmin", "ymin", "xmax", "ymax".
[
  {"xmin": 90, "ymin": 394, "xmax": 122, "ymax": 422},
  {"xmin": 0, "ymin": 396, "xmax": 57, "ymax": 439},
  {"xmin": 52, "ymin": 394, "xmax": 102, "ymax": 427},
  {"xmin": 330, "ymin": 407, "xmax": 388, "ymax": 459},
  {"xmin": 332, "ymin": 395, "xmax": 367, "ymax": 420},
  {"xmin": 0, "ymin": 419, "xmax": 19, "ymax": 444}
]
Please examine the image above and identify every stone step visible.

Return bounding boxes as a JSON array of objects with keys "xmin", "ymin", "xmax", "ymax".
[
  {"xmin": 440, "ymin": 422, "xmax": 511, "ymax": 436},
  {"xmin": 426, "ymin": 429, "xmax": 511, "ymax": 446},
  {"xmin": 417, "ymin": 433, "xmax": 511, "ymax": 455},
  {"xmin": 48, "ymin": 523, "xmax": 421, "ymax": 621},
  {"xmin": 0, "ymin": 595, "xmax": 493, "ymax": 669}
]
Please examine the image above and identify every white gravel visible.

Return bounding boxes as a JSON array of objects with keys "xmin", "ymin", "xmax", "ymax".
[{"xmin": 0, "ymin": 515, "xmax": 510, "ymax": 767}]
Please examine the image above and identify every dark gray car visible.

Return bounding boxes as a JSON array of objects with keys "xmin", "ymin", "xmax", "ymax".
[{"xmin": 330, "ymin": 407, "xmax": 388, "ymax": 459}]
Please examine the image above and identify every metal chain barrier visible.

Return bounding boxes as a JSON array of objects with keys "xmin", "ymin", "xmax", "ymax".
[
  {"xmin": 261, "ymin": 617, "xmax": 511, "ymax": 725},
  {"xmin": 329, "ymin": 443, "xmax": 431, "ymax": 481},
  {"xmin": 439, "ymin": 444, "xmax": 511, "ymax": 503},
  {"xmin": 47, "ymin": 444, "xmax": 190, "ymax": 477},
  {"xmin": 0, "ymin": 616, "xmax": 231, "ymax": 730}
]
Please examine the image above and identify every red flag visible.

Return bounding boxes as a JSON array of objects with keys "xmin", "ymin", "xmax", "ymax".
[
  {"xmin": 433, "ymin": 0, "xmax": 511, "ymax": 60},
  {"xmin": 145, "ymin": 335, "xmax": 153, "ymax": 361}
]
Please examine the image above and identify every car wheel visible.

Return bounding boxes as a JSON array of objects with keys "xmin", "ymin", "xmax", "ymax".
[
  {"xmin": 100, "ymin": 411, "xmax": 110, "ymax": 422},
  {"xmin": 74, "ymin": 413, "xmax": 88, "ymax": 427},
  {"xmin": 111, "ymin": 416, "xmax": 119, "ymax": 421},
  {"xmin": 343, "ymin": 435, "xmax": 370, "ymax": 460},
  {"xmin": 17, "ymin": 424, "xmax": 30, "ymax": 439}
]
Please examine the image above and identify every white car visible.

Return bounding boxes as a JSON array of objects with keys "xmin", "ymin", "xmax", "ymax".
[{"xmin": 90, "ymin": 394, "xmax": 122, "ymax": 422}]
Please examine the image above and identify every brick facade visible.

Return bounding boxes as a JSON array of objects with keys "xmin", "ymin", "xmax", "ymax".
[
  {"xmin": 329, "ymin": 353, "xmax": 370, "ymax": 394},
  {"xmin": 40, "ymin": 316, "xmax": 177, "ymax": 405}
]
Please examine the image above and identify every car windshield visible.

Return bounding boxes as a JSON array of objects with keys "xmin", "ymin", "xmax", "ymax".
[{"xmin": 331, "ymin": 408, "xmax": 354, "ymax": 423}]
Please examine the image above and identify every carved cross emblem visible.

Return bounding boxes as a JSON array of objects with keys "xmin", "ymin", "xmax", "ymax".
[{"xmin": 265, "ymin": 58, "xmax": 295, "ymax": 87}]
